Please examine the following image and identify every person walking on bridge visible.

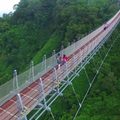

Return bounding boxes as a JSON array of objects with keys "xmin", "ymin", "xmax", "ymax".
[
  {"xmin": 56, "ymin": 53, "xmax": 62, "ymax": 69},
  {"xmin": 56, "ymin": 53, "xmax": 62, "ymax": 64},
  {"xmin": 104, "ymin": 23, "xmax": 108, "ymax": 30},
  {"xmin": 62, "ymin": 54, "xmax": 68, "ymax": 64}
]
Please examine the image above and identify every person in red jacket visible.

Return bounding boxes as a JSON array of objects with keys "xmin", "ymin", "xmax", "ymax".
[{"xmin": 62, "ymin": 54, "xmax": 68, "ymax": 64}]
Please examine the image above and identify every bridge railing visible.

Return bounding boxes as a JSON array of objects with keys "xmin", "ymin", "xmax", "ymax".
[{"xmin": 0, "ymin": 10, "xmax": 120, "ymax": 106}]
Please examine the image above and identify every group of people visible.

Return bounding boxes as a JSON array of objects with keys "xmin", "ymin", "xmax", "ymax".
[{"xmin": 56, "ymin": 53, "xmax": 68, "ymax": 65}]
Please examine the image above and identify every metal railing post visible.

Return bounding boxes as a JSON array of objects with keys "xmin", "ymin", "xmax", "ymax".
[
  {"xmin": 52, "ymin": 50, "xmax": 56, "ymax": 66},
  {"xmin": 39, "ymin": 78, "xmax": 48, "ymax": 109},
  {"xmin": 54, "ymin": 67, "xmax": 63, "ymax": 96},
  {"xmin": 44, "ymin": 55, "xmax": 47, "ymax": 73},
  {"xmin": 31, "ymin": 61, "xmax": 34, "ymax": 81},
  {"xmin": 14, "ymin": 70, "xmax": 27, "ymax": 120},
  {"xmin": 13, "ymin": 70, "xmax": 19, "ymax": 90}
]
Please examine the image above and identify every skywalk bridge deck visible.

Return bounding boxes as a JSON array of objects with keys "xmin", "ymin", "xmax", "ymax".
[{"xmin": 0, "ymin": 10, "xmax": 120, "ymax": 120}]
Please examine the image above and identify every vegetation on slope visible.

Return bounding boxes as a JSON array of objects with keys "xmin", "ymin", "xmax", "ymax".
[
  {"xmin": 76, "ymin": 27, "xmax": 120, "ymax": 120},
  {"xmin": 37, "ymin": 25, "xmax": 120, "ymax": 120},
  {"xmin": 0, "ymin": 0, "xmax": 120, "ymax": 120},
  {"xmin": 0, "ymin": 0, "xmax": 119, "ymax": 84}
]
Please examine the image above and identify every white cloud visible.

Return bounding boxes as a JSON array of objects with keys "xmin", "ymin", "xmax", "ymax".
[{"xmin": 0, "ymin": 0, "xmax": 20, "ymax": 16}]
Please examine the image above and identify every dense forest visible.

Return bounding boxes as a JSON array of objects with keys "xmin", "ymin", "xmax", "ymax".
[
  {"xmin": 0, "ymin": 0, "xmax": 119, "ymax": 84},
  {"xmin": 77, "ymin": 33, "xmax": 120, "ymax": 120},
  {"xmin": 38, "ymin": 18, "xmax": 120, "ymax": 120},
  {"xmin": 0, "ymin": 0, "xmax": 120, "ymax": 120}
]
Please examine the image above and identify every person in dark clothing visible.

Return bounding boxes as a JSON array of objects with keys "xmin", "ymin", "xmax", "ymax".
[
  {"xmin": 56, "ymin": 53, "xmax": 62, "ymax": 64},
  {"xmin": 104, "ymin": 23, "xmax": 108, "ymax": 30}
]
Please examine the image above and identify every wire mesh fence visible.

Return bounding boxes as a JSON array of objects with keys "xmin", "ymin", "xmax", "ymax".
[{"xmin": 0, "ymin": 10, "xmax": 120, "ymax": 108}]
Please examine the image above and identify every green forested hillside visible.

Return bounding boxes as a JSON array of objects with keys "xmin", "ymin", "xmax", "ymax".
[
  {"xmin": 0, "ymin": 0, "xmax": 119, "ymax": 84},
  {"xmin": 36, "ymin": 24, "xmax": 120, "ymax": 120},
  {"xmin": 0, "ymin": 0, "xmax": 120, "ymax": 120},
  {"xmin": 76, "ymin": 27, "xmax": 120, "ymax": 120}
]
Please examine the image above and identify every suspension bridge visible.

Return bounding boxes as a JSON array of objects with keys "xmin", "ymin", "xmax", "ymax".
[{"xmin": 0, "ymin": 10, "xmax": 120, "ymax": 120}]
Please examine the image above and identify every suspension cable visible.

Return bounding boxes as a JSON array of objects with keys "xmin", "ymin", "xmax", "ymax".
[
  {"xmin": 71, "ymin": 83, "xmax": 81, "ymax": 107},
  {"xmin": 73, "ymin": 38, "xmax": 116, "ymax": 120}
]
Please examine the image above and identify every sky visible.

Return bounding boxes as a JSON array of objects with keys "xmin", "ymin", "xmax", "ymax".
[{"xmin": 0, "ymin": 0, "xmax": 20, "ymax": 17}]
